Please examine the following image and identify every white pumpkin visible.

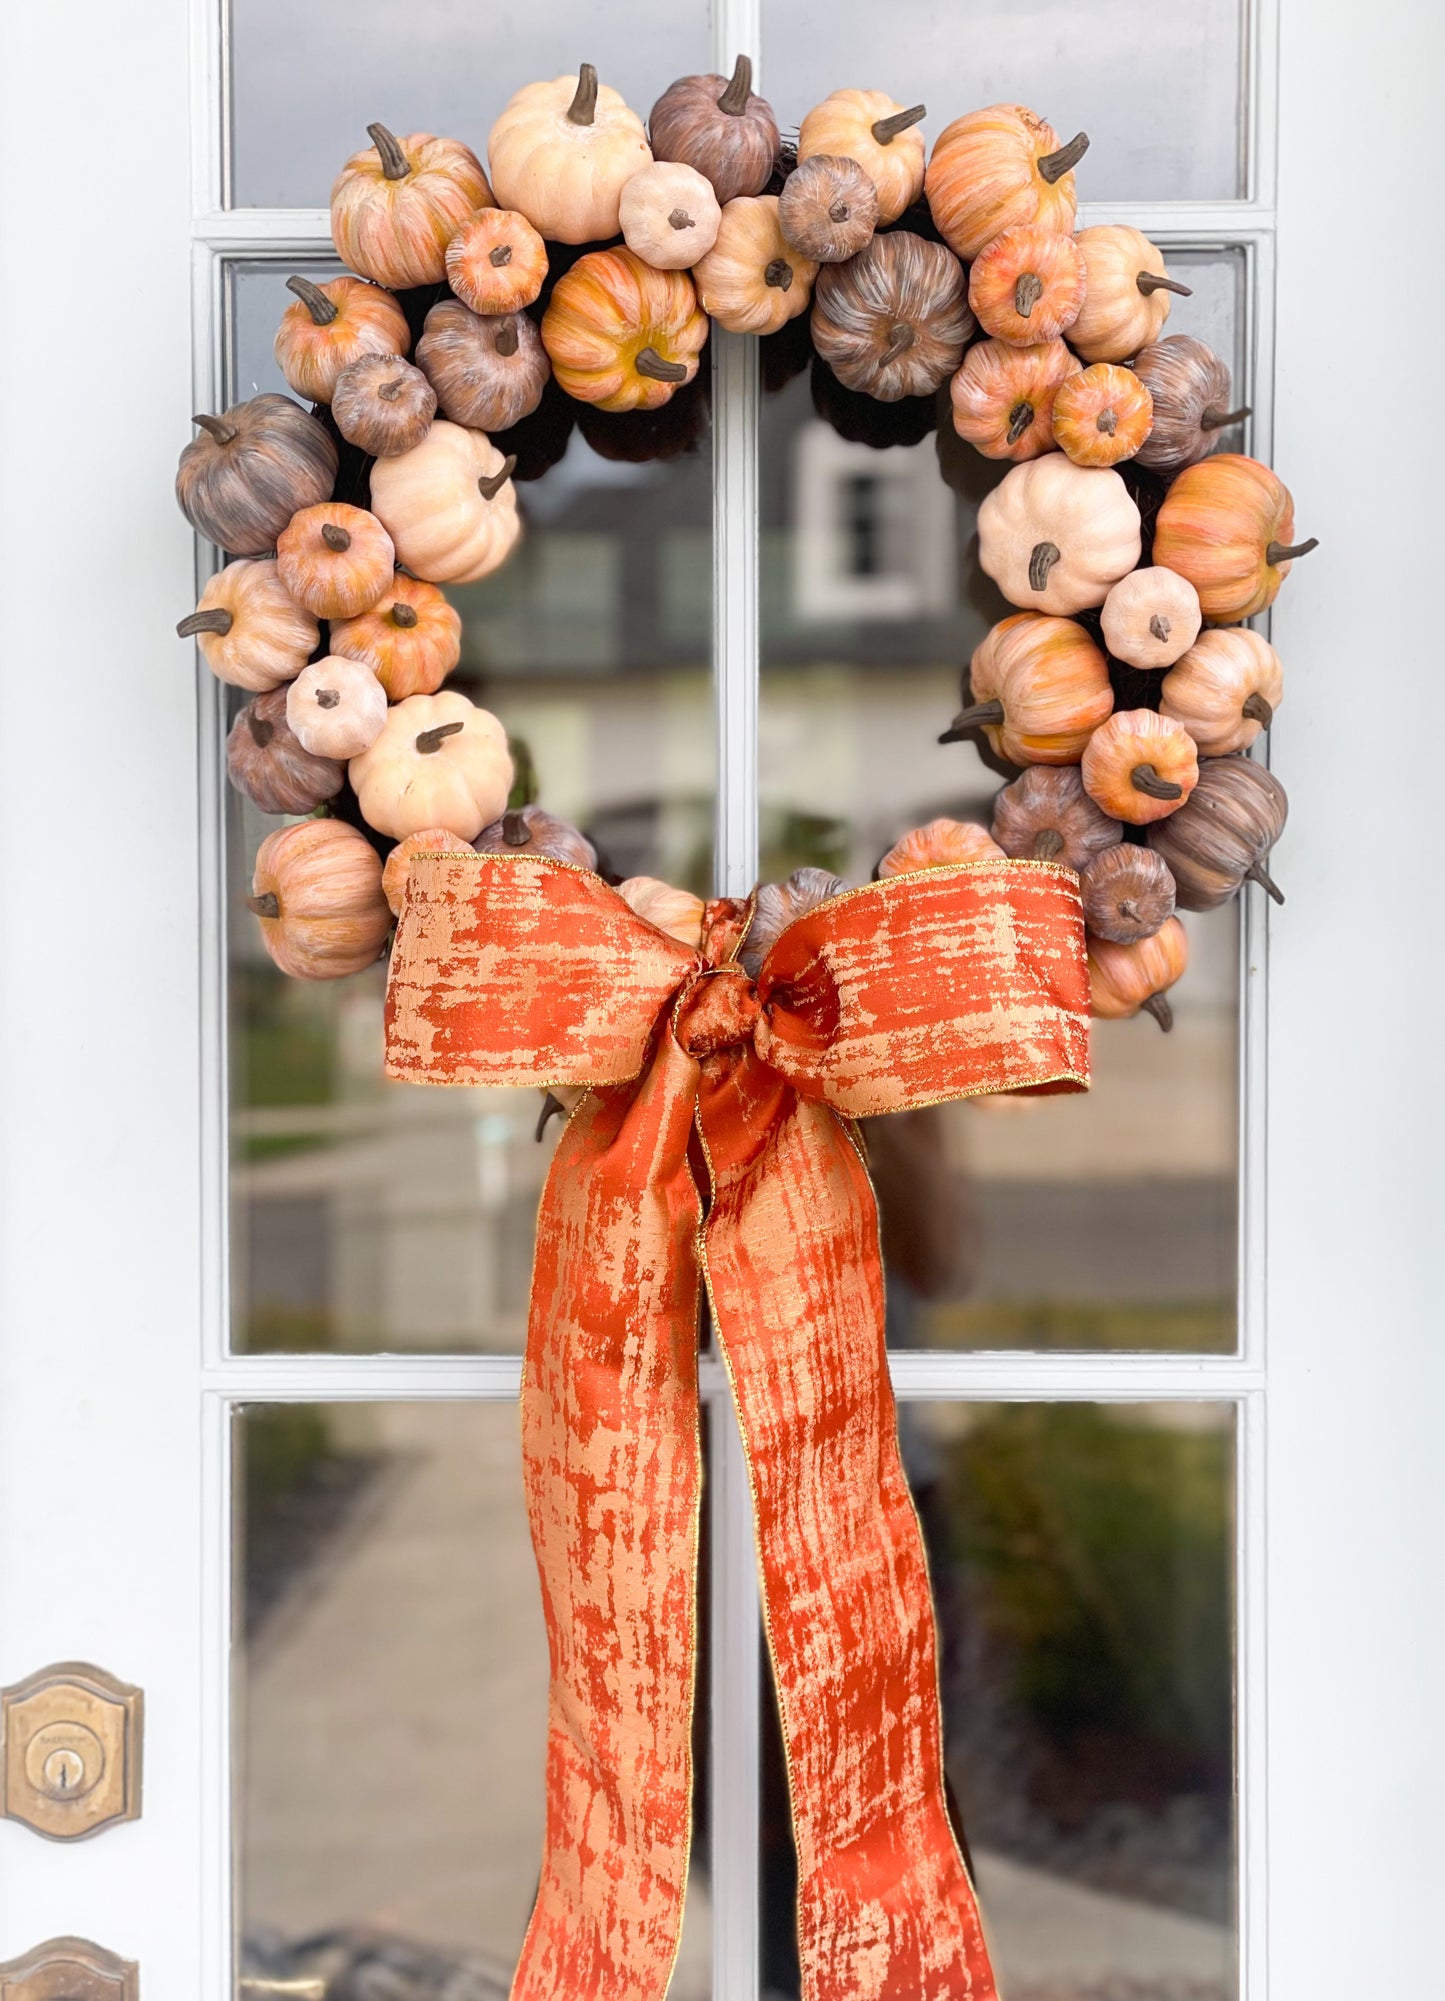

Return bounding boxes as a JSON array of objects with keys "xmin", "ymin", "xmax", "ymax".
[
  {"xmin": 618, "ymin": 161, "xmax": 722, "ymax": 268},
  {"xmin": 368, "ymin": 421, "xmax": 522, "ymax": 586},
  {"xmin": 1100, "ymin": 567, "xmax": 1202, "ymax": 669},
  {"xmin": 487, "ymin": 66, "xmax": 653, "ymax": 245},
  {"xmin": 176, "ymin": 557, "xmax": 319, "ymax": 692},
  {"xmin": 349, "ymin": 690, "xmax": 514, "ymax": 841},
  {"xmin": 977, "ymin": 456, "xmax": 1142, "ymax": 614},
  {"xmin": 286, "ymin": 655, "xmax": 388, "ymax": 759}
]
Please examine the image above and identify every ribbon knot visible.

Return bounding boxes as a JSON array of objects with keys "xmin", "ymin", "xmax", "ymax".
[{"xmin": 673, "ymin": 960, "xmax": 762, "ymax": 1059}]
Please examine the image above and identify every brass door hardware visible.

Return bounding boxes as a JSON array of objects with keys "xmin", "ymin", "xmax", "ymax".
[
  {"xmin": 0, "ymin": 1663, "xmax": 142, "ymax": 1841},
  {"xmin": 0, "ymin": 1937, "xmax": 138, "ymax": 2001}
]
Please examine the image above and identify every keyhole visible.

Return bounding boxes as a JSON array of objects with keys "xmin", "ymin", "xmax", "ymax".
[{"xmin": 43, "ymin": 1746, "xmax": 86, "ymax": 1795}]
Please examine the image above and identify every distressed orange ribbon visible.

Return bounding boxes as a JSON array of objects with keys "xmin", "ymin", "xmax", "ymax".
[{"xmin": 385, "ymin": 853, "xmax": 1089, "ymax": 2001}]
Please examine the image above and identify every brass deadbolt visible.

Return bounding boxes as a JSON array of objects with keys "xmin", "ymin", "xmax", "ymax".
[
  {"xmin": 0, "ymin": 1937, "xmax": 138, "ymax": 2001},
  {"xmin": 0, "ymin": 1663, "xmax": 142, "ymax": 1840}
]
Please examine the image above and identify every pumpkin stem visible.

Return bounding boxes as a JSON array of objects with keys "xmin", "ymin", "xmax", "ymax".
[
  {"xmin": 1096, "ymin": 407, "xmax": 1118, "ymax": 436},
  {"xmin": 192, "ymin": 413, "xmax": 237, "ymax": 445},
  {"xmin": 415, "ymin": 720, "xmax": 466, "ymax": 754},
  {"xmin": 286, "ymin": 274, "xmax": 339, "ymax": 325},
  {"xmin": 1148, "ymin": 613, "xmax": 1171, "ymax": 642},
  {"xmin": 1142, "ymin": 991, "xmax": 1174, "ymax": 1031},
  {"xmin": 1006, "ymin": 399, "xmax": 1035, "ymax": 445},
  {"xmin": 1266, "ymin": 537, "xmax": 1319, "ymax": 566},
  {"xmin": 315, "ymin": 687, "xmax": 341, "ymax": 709},
  {"xmin": 668, "ymin": 206, "xmax": 696, "ymax": 230},
  {"xmin": 879, "ymin": 322, "xmax": 917, "ymax": 366},
  {"xmin": 1136, "ymin": 272, "xmax": 1192, "ymax": 298},
  {"xmin": 567, "ymin": 63, "xmax": 599, "ymax": 126},
  {"xmin": 1202, "ymin": 403, "xmax": 1251, "ymax": 431},
  {"xmin": 493, "ymin": 321, "xmax": 520, "ymax": 357},
  {"xmin": 535, "ymin": 1092, "xmax": 566, "ymax": 1141},
  {"xmin": 502, "ymin": 809, "xmax": 532, "ymax": 848},
  {"xmin": 1248, "ymin": 859, "xmax": 1286, "ymax": 905},
  {"xmin": 321, "ymin": 523, "xmax": 352, "ymax": 552},
  {"xmin": 718, "ymin": 54, "xmax": 753, "ymax": 116},
  {"xmin": 1241, "ymin": 691, "xmax": 1274, "ymax": 727},
  {"xmin": 1028, "ymin": 541, "xmax": 1061, "ymax": 592},
  {"xmin": 489, "ymin": 243, "xmax": 514, "ymax": 267},
  {"xmin": 377, "ymin": 375, "xmax": 404, "ymax": 401},
  {"xmin": 476, "ymin": 455, "xmax": 518, "ymax": 501},
  {"xmin": 940, "ymin": 699, "xmax": 1005, "ymax": 741},
  {"xmin": 367, "ymin": 122, "xmax": 411, "ymax": 181},
  {"xmin": 1014, "ymin": 271, "xmax": 1043, "ymax": 318},
  {"xmin": 390, "ymin": 601, "xmax": 419, "ymax": 628},
  {"xmin": 636, "ymin": 345, "xmax": 689, "ymax": 383},
  {"xmin": 247, "ymin": 711, "xmax": 275, "ymax": 748},
  {"xmin": 246, "ymin": 892, "xmax": 281, "ymax": 920},
  {"xmin": 764, "ymin": 258, "xmax": 794, "ymax": 292},
  {"xmin": 1037, "ymin": 130, "xmax": 1090, "ymax": 183},
  {"xmin": 828, "ymin": 200, "xmax": 851, "ymax": 222},
  {"xmin": 177, "ymin": 607, "xmax": 234, "ymax": 638},
  {"xmin": 1131, "ymin": 762, "xmax": 1184, "ymax": 801},
  {"xmin": 1032, "ymin": 828, "xmax": 1065, "ymax": 860},
  {"xmin": 871, "ymin": 103, "xmax": 927, "ymax": 144}
]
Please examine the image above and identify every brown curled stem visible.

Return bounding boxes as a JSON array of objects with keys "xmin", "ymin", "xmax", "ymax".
[
  {"xmin": 1032, "ymin": 828, "xmax": 1065, "ymax": 860},
  {"xmin": 939, "ymin": 699, "xmax": 1005, "ymax": 741},
  {"xmin": 1131, "ymin": 762, "xmax": 1184, "ymax": 801},
  {"xmin": 1248, "ymin": 860, "xmax": 1285, "ymax": 904},
  {"xmin": 476, "ymin": 455, "xmax": 518, "ymax": 500},
  {"xmin": 567, "ymin": 64, "xmax": 599, "ymax": 126},
  {"xmin": 1028, "ymin": 541, "xmax": 1061, "ymax": 592},
  {"xmin": 177, "ymin": 608, "xmax": 234, "ymax": 638},
  {"xmin": 1142, "ymin": 992, "xmax": 1174, "ymax": 1031},
  {"xmin": 718, "ymin": 54, "xmax": 753, "ymax": 115},
  {"xmin": 415, "ymin": 720, "xmax": 466, "ymax": 754},
  {"xmin": 366, "ymin": 123, "xmax": 411, "ymax": 180},
  {"xmin": 193, "ymin": 413, "xmax": 237, "ymax": 445},
  {"xmin": 635, "ymin": 346, "xmax": 689, "ymax": 383},
  {"xmin": 320, "ymin": 523, "xmax": 351, "ymax": 552},
  {"xmin": 247, "ymin": 892, "xmax": 281, "ymax": 919},
  {"xmin": 1037, "ymin": 131, "xmax": 1089, "ymax": 183},
  {"xmin": 1267, "ymin": 537, "xmax": 1319, "ymax": 566},
  {"xmin": 286, "ymin": 274, "xmax": 338, "ymax": 325},
  {"xmin": 1202, "ymin": 404, "xmax": 1251, "ymax": 431},
  {"xmin": 1136, "ymin": 272, "xmax": 1192, "ymax": 298},
  {"xmin": 1241, "ymin": 691, "xmax": 1274, "ymax": 727},
  {"xmin": 871, "ymin": 104, "xmax": 927, "ymax": 144}
]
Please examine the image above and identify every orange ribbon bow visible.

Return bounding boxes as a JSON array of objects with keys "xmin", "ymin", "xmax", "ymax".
[{"xmin": 386, "ymin": 853, "xmax": 1090, "ymax": 2001}]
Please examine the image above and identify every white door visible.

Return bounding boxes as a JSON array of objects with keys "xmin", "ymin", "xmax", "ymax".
[{"xmin": 1, "ymin": 1, "xmax": 1441, "ymax": 1996}]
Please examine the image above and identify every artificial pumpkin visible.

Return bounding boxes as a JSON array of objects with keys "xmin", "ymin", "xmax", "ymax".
[
  {"xmin": 977, "ymin": 456, "xmax": 1142, "ymax": 613},
  {"xmin": 382, "ymin": 827, "xmax": 477, "ymax": 917},
  {"xmin": 949, "ymin": 337, "xmax": 1080, "ymax": 460},
  {"xmin": 350, "ymin": 690, "xmax": 512, "ymax": 841},
  {"xmin": 943, "ymin": 613, "xmax": 1114, "ymax": 765},
  {"xmin": 445, "ymin": 207, "xmax": 549, "ymax": 315},
  {"xmin": 175, "ymin": 395, "xmax": 337, "ymax": 556},
  {"xmin": 990, "ymin": 763, "xmax": 1122, "ymax": 868},
  {"xmin": 797, "ymin": 92, "xmax": 926, "ymax": 227},
  {"xmin": 924, "ymin": 104, "xmax": 1087, "ymax": 260},
  {"xmin": 1067, "ymin": 226, "xmax": 1193, "ymax": 363},
  {"xmin": 811, "ymin": 231, "xmax": 972, "ymax": 401},
  {"xmin": 487, "ymin": 65, "xmax": 651, "ymax": 245},
  {"xmin": 276, "ymin": 502, "xmax": 395, "ymax": 620},
  {"xmin": 475, "ymin": 804, "xmax": 598, "ymax": 870},
  {"xmin": 541, "ymin": 248, "xmax": 708, "ymax": 411},
  {"xmin": 778, "ymin": 154, "xmax": 879, "ymax": 264},
  {"xmin": 1148, "ymin": 756, "xmax": 1288, "ymax": 909},
  {"xmin": 1051, "ymin": 363, "xmax": 1153, "ymax": 468},
  {"xmin": 1081, "ymin": 709, "xmax": 1200, "ymax": 825},
  {"xmin": 694, "ymin": 195, "xmax": 817, "ymax": 336},
  {"xmin": 647, "ymin": 55, "xmax": 779, "ymax": 205},
  {"xmin": 618, "ymin": 161, "xmax": 722, "ymax": 268},
  {"xmin": 1153, "ymin": 453, "xmax": 1317, "ymax": 624},
  {"xmin": 1100, "ymin": 566, "xmax": 1202, "ymax": 670},
  {"xmin": 368, "ymin": 421, "xmax": 522, "ymax": 585},
  {"xmin": 966, "ymin": 225, "xmax": 1086, "ymax": 345},
  {"xmin": 617, "ymin": 876, "xmax": 706, "ymax": 948},
  {"xmin": 176, "ymin": 557, "xmax": 319, "ymax": 691},
  {"xmin": 1088, "ymin": 916, "xmax": 1188, "ymax": 1031},
  {"xmin": 1159, "ymin": 628, "xmax": 1284, "ymax": 755},
  {"xmin": 330, "ymin": 354, "xmax": 437, "ymax": 457},
  {"xmin": 330, "ymin": 126, "xmax": 492, "ymax": 288},
  {"xmin": 1078, "ymin": 843, "xmax": 1176, "ymax": 943},
  {"xmin": 879, "ymin": 819, "xmax": 1004, "ymax": 875},
  {"xmin": 286, "ymin": 655, "xmax": 389, "ymax": 759},
  {"xmin": 249, "ymin": 819, "xmax": 391, "ymax": 981},
  {"xmin": 417, "ymin": 299, "xmax": 550, "ymax": 433},
  {"xmin": 1132, "ymin": 336, "xmax": 1250, "ymax": 474},
  {"xmin": 739, "ymin": 868, "xmax": 846, "ymax": 978},
  {"xmin": 328, "ymin": 573, "xmax": 462, "ymax": 701},
  {"xmin": 226, "ymin": 685, "xmax": 344, "ymax": 815},
  {"xmin": 272, "ymin": 275, "xmax": 410, "ymax": 405}
]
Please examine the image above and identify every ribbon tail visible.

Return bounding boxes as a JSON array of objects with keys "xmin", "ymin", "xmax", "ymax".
[
  {"xmin": 513, "ymin": 1038, "xmax": 705, "ymax": 2001},
  {"xmin": 700, "ymin": 1061, "xmax": 998, "ymax": 2001}
]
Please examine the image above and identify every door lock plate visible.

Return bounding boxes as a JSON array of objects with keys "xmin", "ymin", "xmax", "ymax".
[
  {"xmin": 0, "ymin": 1938, "xmax": 138, "ymax": 2001},
  {"xmin": 0, "ymin": 1663, "xmax": 142, "ymax": 1840}
]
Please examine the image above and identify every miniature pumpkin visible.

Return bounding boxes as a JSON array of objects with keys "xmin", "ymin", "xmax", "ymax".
[
  {"xmin": 617, "ymin": 876, "xmax": 705, "ymax": 948},
  {"xmin": 474, "ymin": 804, "xmax": 598, "ymax": 870},
  {"xmin": 249, "ymin": 819, "xmax": 391, "ymax": 981},
  {"xmin": 1081, "ymin": 709, "xmax": 1200, "ymax": 825},
  {"xmin": 694, "ymin": 196, "xmax": 817, "ymax": 335},
  {"xmin": 1160, "ymin": 629, "xmax": 1284, "ymax": 755},
  {"xmin": 1100, "ymin": 566, "xmax": 1202, "ymax": 669},
  {"xmin": 977, "ymin": 457, "xmax": 1142, "ymax": 613},
  {"xmin": 417, "ymin": 299, "xmax": 550, "ymax": 432},
  {"xmin": 1088, "ymin": 916, "xmax": 1188, "ymax": 1030},
  {"xmin": 330, "ymin": 354, "xmax": 436, "ymax": 457},
  {"xmin": 924, "ymin": 105, "xmax": 1087, "ymax": 260},
  {"xmin": 1068, "ymin": 226, "xmax": 1192, "ymax": 363},
  {"xmin": 942, "ymin": 613, "xmax": 1114, "ymax": 765},
  {"xmin": 445, "ymin": 208, "xmax": 549, "ymax": 315},
  {"xmin": 541, "ymin": 249, "xmax": 708, "ymax": 411},
  {"xmin": 276, "ymin": 502, "xmax": 395, "ymax": 620},
  {"xmin": 811, "ymin": 232, "xmax": 972, "ymax": 401},
  {"xmin": 798, "ymin": 92, "xmax": 926, "ymax": 227},
  {"xmin": 1132, "ymin": 336, "xmax": 1250, "ymax": 473},
  {"xmin": 879, "ymin": 819, "xmax": 1004, "ymax": 875},
  {"xmin": 176, "ymin": 557, "xmax": 319, "ymax": 691},
  {"xmin": 1051, "ymin": 364, "xmax": 1153, "ymax": 468},
  {"xmin": 949, "ymin": 338, "xmax": 1080, "ymax": 461},
  {"xmin": 226, "ymin": 685, "xmax": 344, "ymax": 815},
  {"xmin": 330, "ymin": 125, "xmax": 492, "ymax": 288},
  {"xmin": 328, "ymin": 573, "xmax": 462, "ymax": 700},
  {"xmin": 647, "ymin": 55, "xmax": 779, "ymax": 205},
  {"xmin": 368, "ymin": 421, "xmax": 522, "ymax": 585},
  {"xmin": 1148, "ymin": 757, "xmax": 1288, "ymax": 909},
  {"xmin": 349, "ymin": 690, "xmax": 514, "ymax": 841},
  {"xmin": 382, "ymin": 827, "xmax": 477, "ymax": 917},
  {"xmin": 967, "ymin": 225, "xmax": 1086, "ymax": 345},
  {"xmin": 1079, "ymin": 843, "xmax": 1176, "ymax": 943},
  {"xmin": 488, "ymin": 65, "xmax": 651, "ymax": 244},
  {"xmin": 990, "ymin": 764, "xmax": 1122, "ymax": 868},
  {"xmin": 286, "ymin": 655, "xmax": 389, "ymax": 759},
  {"xmin": 618, "ymin": 161, "xmax": 722, "ymax": 268},
  {"xmin": 778, "ymin": 155, "xmax": 879, "ymax": 264},
  {"xmin": 1153, "ymin": 454, "xmax": 1317, "ymax": 624},
  {"xmin": 740, "ymin": 868, "xmax": 846, "ymax": 978},
  {"xmin": 176, "ymin": 395, "xmax": 338, "ymax": 556},
  {"xmin": 272, "ymin": 275, "xmax": 410, "ymax": 405}
]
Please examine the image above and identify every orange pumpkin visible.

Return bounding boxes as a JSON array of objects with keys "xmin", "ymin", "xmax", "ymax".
[
  {"xmin": 1088, "ymin": 916, "xmax": 1188, "ymax": 1031},
  {"xmin": 966, "ymin": 225, "xmax": 1086, "ymax": 344},
  {"xmin": 1159, "ymin": 628, "xmax": 1284, "ymax": 755},
  {"xmin": 445, "ymin": 207, "xmax": 548, "ymax": 315},
  {"xmin": 276, "ymin": 502, "xmax": 395, "ymax": 620},
  {"xmin": 925, "ymin": 105, "xmax": 1087, "ymax": 260},
  {"xmin": 328, "ymin": 572, "xmax": 462, "ymax": 700},
  {"xmin": 1051, "ymin": 364, "xmax": 1153, "ymax": 468},
  {"xmin": 330, "ymin": 126, "xmax": 492, "ymax": 288},
  {"xmin": 879, "ymin": 819, "xmax": 1004, "ymax": 875},
  {"xmin": 942, "ymin": 613, "xmax": 1113, "ymax": 766},
  {"xmin": 541, "ymin": 248, "xmax": 709, "ymax": 411},
  {"xmin": 1081, "ymin": 710, "xmax": 1199, "ymax": 825},
  {"xmin": 273, "ymin": 275, "xmax": 410, "ymax": 405},
  {"xmin": 1152, "ymin": 453, "xmax": 1318, "ymax": 624},
  {"xmin": 248, "ymin": 819, "xmax": 392, "ymax": 981},
  {"xmin": 1068, "ymin": 226, "xmax": 1192, "ymax": 363},
  {"xmin": 949, "ymin": 338, "xmax": 1080, "ymax": 460}
]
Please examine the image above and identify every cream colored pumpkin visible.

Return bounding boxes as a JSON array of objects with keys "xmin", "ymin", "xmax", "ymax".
[
  {"xmin": 977, "ymin": 456, "xmax": 1142, "ymax": 614},
  {"xmin": 1159, "ymin": 628, "xmax": 1284, "ymax": 755},
  {"xmin": 285, "ymin": 655, "xmax": 388, "ymax": 759},
  {"xmin": 694, "ymin": 195, "xmax": 817, "ymax": 335},
  {"xmin": 176, "ymin": 557, "xmax": 319, "ymax": 691},
  {"xmin": 1100, "ymin": 567, "xmax": 1202, "ymax": 669},
  {"xmin": 617, "ymin": 876, "xmax": 705, "ymax": 948},
  {"xmin": 349, "ymin": 690, "xmax": 514, "ymax": 841},
  {"xmin": 368, "ymin": 421, "xmax": 522, "ymax": 586},
  {"xmin": 1068, "ymin": 226, "xmax": 1192, "ymax": 364},
  {"xmin": 618, "ymin": 160, "xmax": 722, "ymax": 267},
  {"xmin": 487, "ymin": 65, "xmax": 652, "ymax": 244},
  {"xmin": 249, "ymin": 820, "xmax": 391, "ymax": 982},
  {"xmin": 798, "ymin": 91, "xmax": 926, "ymax": 226}
]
